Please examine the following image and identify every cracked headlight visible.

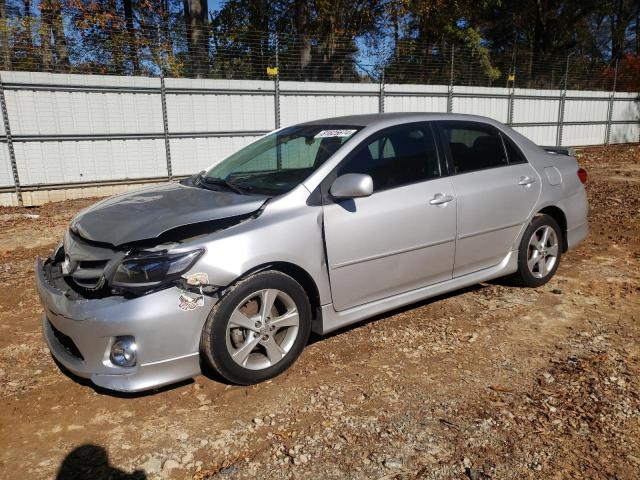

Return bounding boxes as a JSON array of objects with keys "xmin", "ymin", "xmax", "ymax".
[{"xmin": 112, "ymin": 249, "xmax": 204, "ymax": 290}]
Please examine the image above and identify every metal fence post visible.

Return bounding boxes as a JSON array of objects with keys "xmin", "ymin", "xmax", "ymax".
[
  {"xmin": 556, "ymin": 54, "xmax": 571, "ymax": 146},
  {"xmin": 379, "ymin": 71, "xmax": 385, "ymax": 113},
  {"xmin": 159, "ymin": 72, "xmax": 173, "ymax": 180},
  {"xmin": 447, "ymin": 46, "xmax": 454, "ymax": 113},
  {"xmin": 274, "ymin": 33, "xmax": 281, "ymax": 130},
  {"xmin": 507, "ymin": 84, "xmax": 515, "ymax": 126},
  {"xmin": 604, "ymin": 59, "xmax": 618, "ymax": 145},
  {"xmin": 506, "ymin": 47, "xmax": 516, "ymax": 126},
  {"xmin": 273, "ymin": 33, "xmax": 282, "ymax": 170},
  {"xmin": 0, "ymin": 72, "xmax": 22, "ymax": 206}
]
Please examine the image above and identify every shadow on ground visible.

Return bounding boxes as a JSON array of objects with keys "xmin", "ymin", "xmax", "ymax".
[{"xmin": 56, "ymin": 444, "xmax": 145, "ymax": 480}]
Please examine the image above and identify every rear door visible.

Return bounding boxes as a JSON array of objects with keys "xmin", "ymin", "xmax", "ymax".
[
  {"xmin": 436, "ymin": 121, "xmax": 541, "ymax": 277},
  {"xmin": 322, "ymin": 122, "xmax": 457, "ymax": 311}
]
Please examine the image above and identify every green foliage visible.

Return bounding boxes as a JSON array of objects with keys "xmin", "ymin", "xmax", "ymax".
[{"xmin": 0, "ymin": 0, "xmax": 637, "ymax": 89}]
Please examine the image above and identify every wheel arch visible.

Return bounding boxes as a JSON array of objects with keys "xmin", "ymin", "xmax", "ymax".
[
  {"xmin": 536, "ymin": 205, "xmax": 568, "ymax": 252},
  {"xmin": 233, "ymin": 261, "xmax": 322, "ymax": 324}
]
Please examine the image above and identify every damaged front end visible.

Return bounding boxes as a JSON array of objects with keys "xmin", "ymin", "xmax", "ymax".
[
  {"xmin": 41, "ymin": 179, "xmax": 271, "ymax": 300},
  {"xmin": 43, "ymin": 209, "xmax": 263, "ymax": 302},
  {"xmin": 36, "ymin": 209, "xmax": 266, "ymax": 392}
]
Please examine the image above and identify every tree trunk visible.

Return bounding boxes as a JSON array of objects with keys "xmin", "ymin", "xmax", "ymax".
[
  {"xmin": 183, "ymin": 0, "xmax": 208, "ymax": 77},
  {"xmin": 123, "ymin": 0, "xmax": 139, "ymax": 74},
  {"xmin": 610, "ymin": 0, "xmax": 625, "ymax": 61},
  {"xmin": 22, "ymin": 0, "xmax": 35, "ymax": 68},
  {"xmin": 51, "ymin": 7, "xmax": 69, "ymax": 70},
  {"xmin": 392, "ymin": 8, "xmax": 399, "ymax": 61},
  {"xmin": 1, "ymin": 0, "xmax": 12, "ymax": 69},
  {"xmin": 107, "ymin": 0, "xmax": 125, "ymax": 73},
  {"xmin": 294, "ymin": 0, "xmax": 311, "ymax": 79},
  {"xmin": 40, "ymin": 2, "xmax": 53, "ymax": 71},
  {"xmin": 39, "ymin": 0, "xmax": 67, "ymax": 72},
  {"xmin": 610, "ymin": 0, "xmax": 638, "ymax": 61},
  {"xmin": 159, "ymin": 0, "xmax": 171, "ymax": 73},
  {"xmin": 418, "ymin": 14, "xmax": 429, "ymax": 83},
  {"xmin": 636, "ymin": 9, "xmax": 639, "ymax": 55}
]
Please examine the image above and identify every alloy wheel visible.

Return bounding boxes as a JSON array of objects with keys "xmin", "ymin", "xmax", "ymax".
[
  {"xmin": 225, "ymin": 288, "xmax": 300, "ymax": 370},
  {"xmin": 527, "ymin": 225, "xmax": 559, "ymax": 279}
]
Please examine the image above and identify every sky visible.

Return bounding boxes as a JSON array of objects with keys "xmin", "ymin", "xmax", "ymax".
[{"xmin": 210, "ymin": 0, "xmax": 228, "ymax": 14}]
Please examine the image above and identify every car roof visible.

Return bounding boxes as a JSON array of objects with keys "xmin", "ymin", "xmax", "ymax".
[
  {"xmin": 298, "ymin": 112, "xmax": 543, "ymax": 155},
  {"xmin": 298, "ymin": 112, "xmax": 505, "ymax": 128}
]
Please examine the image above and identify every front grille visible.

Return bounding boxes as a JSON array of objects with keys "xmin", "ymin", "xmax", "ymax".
[
  {"xmin": 77, "ymin": 260, "xmax": 109, "ymax": 269},
  {"xmin": 48, "ymin": 320, "xmax": 84, "ymax": 360},
  {"xmin": 60, "ymin": 229, "xmax": 121, "ymax": 297},
  {"xmin": 72, "ymin": 260, "xmax": 109, "ymax": 289}
]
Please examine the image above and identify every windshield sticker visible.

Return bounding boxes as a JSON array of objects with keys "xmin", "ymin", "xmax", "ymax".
[{"xmin": 314, "ymin": 129, "xmax": 357, "ymax": 138}]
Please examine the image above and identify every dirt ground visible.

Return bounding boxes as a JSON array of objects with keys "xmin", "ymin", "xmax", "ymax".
[{"xmin": 0, "ymin": 145, "xmax": 638, "ymax": 480}]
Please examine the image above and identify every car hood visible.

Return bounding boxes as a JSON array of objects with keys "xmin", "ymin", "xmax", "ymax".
[{"xmin": 70, "ymin": 182, "xmax": 269, "ymax": 246}]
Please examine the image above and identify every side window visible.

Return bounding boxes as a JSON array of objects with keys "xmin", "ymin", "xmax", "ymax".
[
  {"xmin": 338, "ymin": 124, "xmax": 440, "ymax": 191},
  {"xmin": 501, "ymin": 133, "xmax": 527, "ymax": 164},
  {"xmin": 440, "ymin": 123, "xmax": 508, "ymax": 174}
]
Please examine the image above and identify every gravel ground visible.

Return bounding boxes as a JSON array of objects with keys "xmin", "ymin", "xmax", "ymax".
[{"xmin": 0, "ymin": 144, "xmax": 638, "ymax": 480}]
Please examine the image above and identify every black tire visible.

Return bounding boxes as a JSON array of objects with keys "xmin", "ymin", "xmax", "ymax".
[
  {"xmin": 200, "ymin": 270, "xmax": 312, "ymax": 385},
  {"xmin": 512, "ymin": 214, "xmax": 562, "ymax": 287}
]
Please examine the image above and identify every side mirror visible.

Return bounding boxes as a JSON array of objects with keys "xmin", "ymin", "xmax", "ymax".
[{"xmin": 330, "ymin": 173, "xmax": 373, "ymax": 199}]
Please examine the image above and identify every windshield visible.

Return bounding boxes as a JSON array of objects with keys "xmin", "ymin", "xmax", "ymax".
[{"xmin": 203, "ymin": 124, "xmax": 361, "ymax": 195}]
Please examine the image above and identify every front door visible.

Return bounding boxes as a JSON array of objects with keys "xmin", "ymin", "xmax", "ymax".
[
  {"xmin": 436, "ymin": 121, "xmax": 542, "ymax": 277},
  {"xmin": 322, "ymin": 122, "xmax": 457, "ymax": 311}
]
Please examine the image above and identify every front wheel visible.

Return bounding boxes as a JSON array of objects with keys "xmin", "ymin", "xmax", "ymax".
[
  {"xmin": 513, "ymin": 214, "xmax": 562, "ymax": 287},
  {"xmin": 200, "ymin": 270, "xmax": 311, "ymax": 385}
]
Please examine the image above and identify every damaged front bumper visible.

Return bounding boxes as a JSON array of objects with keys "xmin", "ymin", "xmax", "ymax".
[{"xmin": 36, "ymin": 258, "xmax": 216, "ymax": 392}]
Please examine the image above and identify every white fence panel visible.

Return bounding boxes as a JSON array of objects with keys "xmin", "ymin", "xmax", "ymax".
[
  {"xmin": 0, "ymin": 143, "xmax": 12, "ymax": 186},
  {"xmin": 453, "ymin": 86, "xmax": 510, "ymax": 123},
  {"xmin": 166, "ymin": 78, "xmax": 274, "ymax": 133},
  {"xmin": 280, "ymin": 81, "xmax": 378, "ymax": 126},
  {"xmin": 384, "ymin": 95, "xmax": 447, "ymax": 113},
  {"xmin": 610, "ymin": 123, "xmax": 640, "ymax": 144},
  {"xmin": 512, "ymin": 125, "xmax": 558, "ymax": 146},
  {"xmin": 612, "ymin": 93, "xmax": 639, "ymax": 121},
  {"xmin": 562, "ymin": 124, "xmax": 607, "ymax": 146},
  {"xmin": 0, "ymin": 72, "xmax": 638, "ymax": 205},
  {"xmin": 2, "ymin": 72, "xmax": 162, "ymax": 135},
  {"xmin": 563, "ymin": 98, "xmax": 609, "ymax": 123},
  {"xmin": 384, "ymin": 84, "xmax": 448, "ymax": 113},
  {"xmin": 513, "ymin": 88, "xmax": 561, "ymax": 124},
  {"xmin": 169, "ymin": 136, "xmax": 260, "ymax": 176},
  {"xmin": 14, "ymin": 139, "xmax": 167, "ymax": 185}
]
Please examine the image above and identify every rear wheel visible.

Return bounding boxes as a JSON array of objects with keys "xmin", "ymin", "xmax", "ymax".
[
  {"xmin": 513, "ymin": 214, "xmax": 562, "ymax": 287},
  {"xmin": 200, "ymin": 271, "xmax": 311, "ymax": 385}
]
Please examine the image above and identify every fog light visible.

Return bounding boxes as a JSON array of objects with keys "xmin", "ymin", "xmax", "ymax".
[{"xmin": 110, "ymin": 336, "xmax": 137, "ymax": 367}]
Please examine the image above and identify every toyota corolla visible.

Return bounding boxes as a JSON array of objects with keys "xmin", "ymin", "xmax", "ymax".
[{"xmin": 35, "ymin": 113, "xmax": 588, "ymax": 392}]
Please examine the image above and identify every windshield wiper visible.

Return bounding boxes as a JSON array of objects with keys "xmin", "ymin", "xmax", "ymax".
[{"xmin": 198, "ymin": 175, "xmax": 245, "ymax": 195}]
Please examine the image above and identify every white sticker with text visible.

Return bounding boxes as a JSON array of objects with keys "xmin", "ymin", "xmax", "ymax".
[{"xmin": 314, "ymin": 129, "xmax": 357, "ymax": 138}]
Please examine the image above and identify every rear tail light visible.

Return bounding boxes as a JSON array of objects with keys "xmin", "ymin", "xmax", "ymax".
[{"xmin": 577, "ymin": 168, "xmax": 587, "ymax": 184}]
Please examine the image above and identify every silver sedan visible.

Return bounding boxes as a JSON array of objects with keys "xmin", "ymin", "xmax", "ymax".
[{"xmin": 36, "ymin": 113, "xmax": 588, "ymax": 392}]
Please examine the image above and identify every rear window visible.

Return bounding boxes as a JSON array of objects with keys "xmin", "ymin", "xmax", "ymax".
[{"xmin": 501, "ymin": 133, "xmax": 527, "ymax": 164}]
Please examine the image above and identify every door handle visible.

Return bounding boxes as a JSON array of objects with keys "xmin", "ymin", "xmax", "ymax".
[
  {"xmin": 518, "ymin": 176, "xmax": 536, "ymax": 186},
  {"xmin": 429, "ymin": 193, "xmax": 454, "ymax": 205}
]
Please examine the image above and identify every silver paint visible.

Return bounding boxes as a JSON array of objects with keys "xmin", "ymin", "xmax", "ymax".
[
  {"xmin": 71, "ymin": 181, "xmax": 268, "ymax": 246},
  {"xmin": 329, "ymin": 173, "xmax": 374, "ymax": 199}
]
